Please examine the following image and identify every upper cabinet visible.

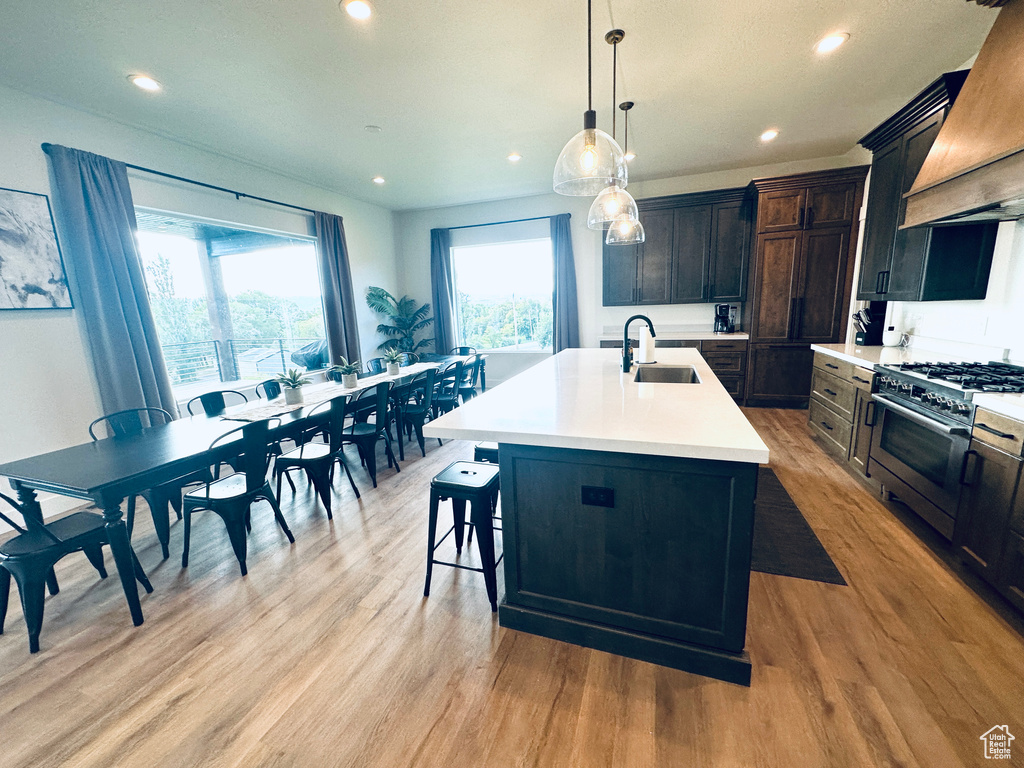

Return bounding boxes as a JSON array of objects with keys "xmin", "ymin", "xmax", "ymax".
[
  {"xmin": 857, "ymin": 71, "xmax": 998, "ymax": 302},
  {"xmin": 602, "ymin": 188, "xmax": 752, "ymax": 306}
]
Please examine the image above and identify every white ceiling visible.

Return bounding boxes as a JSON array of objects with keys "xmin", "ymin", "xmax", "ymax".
[{"xmin": 0, "ymin": 1, "xmax": 997, "ymax": 211}]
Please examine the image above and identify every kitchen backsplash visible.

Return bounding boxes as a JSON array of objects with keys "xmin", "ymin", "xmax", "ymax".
[{"xmin": 889, "ymin": 219, "xmax": 1024, "ymax": 364}]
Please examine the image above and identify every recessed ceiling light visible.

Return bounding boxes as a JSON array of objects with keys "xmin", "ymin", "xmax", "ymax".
[
  {"xmin": 342, "ymin": 0, "xmax": 372, "ymax": 20},
  {"xmin": 364, "ymin": 125, "xmax": 382, "ymax": 133},
  {"xmin": 372, "ymin": 176, "xmax": 385, "ymax": 184},
  {"xmin": 507, "ymin": 153, "xmax": 522, "ymax": 163},
  {"xmin": 760, "ymin": 129, "xmax": 779, "ymax": 143},
  {"xmin": 128, "ymin": 74, "xmax": 161, "ymax": 92},
  {"xmin": 815, "ymin": 33, "xmax": 850, "ymax": 54},
  {"xmin": 624, "ymin": 151, "xmax": 636, "ymax": 162}
]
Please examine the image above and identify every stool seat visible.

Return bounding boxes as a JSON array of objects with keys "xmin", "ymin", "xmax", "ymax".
[
  {"xmin": 431, "ymin": 461, "xmax": 499, "ymax": 493},
  {"xmin": 425, "ymin": 461, "xmax": 502, "ymax": 612},
  {"xmin": 473, "ymin": 442, "xmax": 499, "ymax": 464}
]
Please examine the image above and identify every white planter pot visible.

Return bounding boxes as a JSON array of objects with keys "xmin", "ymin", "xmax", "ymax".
[
  {"xmin": 387, "ymin": 362, "xmax": 400, "ymax": 376},
  {"xmin": 284, "ymin": 387, "xmax": 304, "ymax": 405},
  {"xmin": 342, "ymin": 373, "xmax": 359, "ymax": 388}
]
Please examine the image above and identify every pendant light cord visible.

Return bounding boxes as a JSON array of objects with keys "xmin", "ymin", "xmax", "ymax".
[
  {"xmin": 612, "ymin": 40, "xmax": 617, "ymax": 139},
  {"xmin": 587, "ymin": 0, "xmax": 592, "ymax": 112}
]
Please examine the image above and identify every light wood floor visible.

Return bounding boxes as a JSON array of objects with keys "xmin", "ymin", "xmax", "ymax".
[{"xmin": 1, "ymin": 409, "xmax": 1022, "ymax": 767}]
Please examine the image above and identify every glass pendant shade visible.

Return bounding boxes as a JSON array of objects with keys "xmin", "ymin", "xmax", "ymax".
[
  {"xmin": 587, "ymin": 185, "xmax": 639, "ymax": 229},
  {"xmin": 553, "ymin": 113, "xmax": 628, "ymax": 196},
  {"xmin": 605, "ymin": 214, "xmax": 646, "ymax": 245}
]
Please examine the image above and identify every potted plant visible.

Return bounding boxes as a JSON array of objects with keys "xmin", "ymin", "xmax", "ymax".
[
  {"xmin": 365, "ymin": 286, "xmax": 434, "ymax": 354},
  {"xmin": 383, "ymin": 347, "xmax": 403, "ymax": 376},
  {"xmin": 276, "ymin": 368, "xmax": 311, "ymax": 405},
  {"xmin": 329, "ymin": 358, "xmax": 361, "ymax": 389}
]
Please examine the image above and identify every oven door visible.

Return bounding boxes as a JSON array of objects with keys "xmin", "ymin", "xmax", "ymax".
[{"xmin": 869, "ymin": 394, "xmax": 971, "ymax": 524}]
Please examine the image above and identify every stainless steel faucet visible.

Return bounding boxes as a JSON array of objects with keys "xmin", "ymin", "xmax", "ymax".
[{"xmin": 622, "ymin": 314, "xmax": 656, "ymax": 372}]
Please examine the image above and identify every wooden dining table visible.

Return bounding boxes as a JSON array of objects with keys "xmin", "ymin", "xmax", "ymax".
[{"xmin": 0, "ymin": 357, "xmax": 474, "ymax": 627}]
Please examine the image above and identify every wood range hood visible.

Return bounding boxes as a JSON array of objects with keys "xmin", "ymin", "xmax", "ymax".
[{"xmin": 903, "ymin": 0, "xmax": 1024, "ymax": 227}]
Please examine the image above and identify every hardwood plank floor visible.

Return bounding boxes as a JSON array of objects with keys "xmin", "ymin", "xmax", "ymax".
[{"xmin": 1, "ymin": 410, "xmax": 1022, "ymax": 767}]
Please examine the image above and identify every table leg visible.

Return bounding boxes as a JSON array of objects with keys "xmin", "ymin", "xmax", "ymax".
[
  {"xmin": 14, "ymin": 484, "xmax": 60, "ymax": 595},
  {"xmin": 480, "ymin": 360, "xmax": 486, "ymax": 392},
  {"xmin": 102, "ymin": 501, "xmax": 147, "ymax": 626}
]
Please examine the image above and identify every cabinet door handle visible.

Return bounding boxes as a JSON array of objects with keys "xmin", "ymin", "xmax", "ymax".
[
  {"xmin": 864, "ymin": 400, "xmax": 876, "ymax": 427},
  {"xmin": 875, "ymin": 271, "xmax": 885, "ymax": 294},
  {"xmin": 882, "ymin": 271, "xmax": 890, "ymax": 294},
  {"xmin": 975, "ymin": 422, "xmax": 1016, "ymax": 440},
  {"xmin": 959, "ymin": 449, "xmax": 980, "ymax": 486},
  {"xmin": 825, "ymin": 362, "xmax": 839, "ymax": 370},
  {"xmin": 798, "ymin": 207, "xmax": 805, "ymax": 227},
  {"xmin": 794, "ymin": 297, "xmax": 803, "ymax": 339},
  {"xmin": 852, "ymin": 375, "xmax": 870, "ymax": 384},
  {"xmin": 806, "ymin": 206, "xmax": 814, "ymax": 226},
  {"xmin": 824, "ymin": 388, "xmax": 838, "ymax": 396},
  {"xmin": 820, "ymin": 421, "xmax": 834, "ymax": 431}
]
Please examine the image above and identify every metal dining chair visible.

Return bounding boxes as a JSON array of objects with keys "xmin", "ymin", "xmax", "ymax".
[
  {"xmin": 449, "ymin": 346, "xmax": 477, "ymax": 355},
  {"xmin": 365, "ymin": 358, "xmax": 386, "ymax": 374},
  {"xmin": 340, "ymin": 383, "xmax": 400, "ymax": 487},
  {"xmin": 186, "ymin": 389, "xmax": 248, "ymax": 416},
  {"xmin": 255, "ymin": 380, "xmax": 282, "ymax": 400}
]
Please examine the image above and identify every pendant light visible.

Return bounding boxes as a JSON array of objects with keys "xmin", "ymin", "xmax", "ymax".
[
  {"xmin": 605, "ymin": 98, "xmax": 644, "ymax": 244},
  {"xmin": 588, "ymin": 31, "xmax": 639, "ymax": 229},
  {"xmin": 553, "ymin": 0, "xmax": 627, "ymax": 196}
]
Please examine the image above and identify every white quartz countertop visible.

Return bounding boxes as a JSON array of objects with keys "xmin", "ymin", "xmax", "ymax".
[
  {"xmin": 973, "ymin": 393, "xmax": 1024, "ymax": 423},
  {"xmin": 598, "ymin": 331, "xmax": 749, "ymax": 341},
  {"xmin": 809, "ymin": 343, "xmax": 965, "ymax": 369},
  {"xmin": 423, "ymin": 348, "xmax": 769, "ymax": 464}
]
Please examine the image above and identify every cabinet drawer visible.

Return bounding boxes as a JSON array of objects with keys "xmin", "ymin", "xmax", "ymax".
[
  {"xmin": 704, "ymin": 352, "xmax": 746, "ymax": 375},
  {"xmin": 812, "ymin": 352, "xmax": 874, "ymax": 390},
  {"xmin": 809, "ymin": 398, "xmax": 852, "ymax": 458},
  {"xmin": 655, "ymin": 339, "xmax": 702, "ymax": 349},
  {"xmin": 972, "ymin": 408, "xmax": 1024, "ymax": 457},
  {"xmin": 811, "ymin": 368, "xmax": 856, "ymax": 419},
  {"xmin": 717, "ymin": 375, "xmax": 745, "ymax": 400},
  {"xmin": 703, "ymin": 338, "xmax": 748, "ymax": 352}
]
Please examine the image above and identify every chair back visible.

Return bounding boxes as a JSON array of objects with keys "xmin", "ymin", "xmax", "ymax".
[
  {"xmin": 435, "ymin": 361, "xmax": 464, "ymax": 400},
  {"xmin": 0, "ymin": 492, "xmax": 62, "ymax": 544},
  {"xmin": 187, "ymin": 389, "xmax": 248, "ymax": 416},
  {"xmin": 365, "ymin": 358, "xmax": 386, "ymax": 374},
  {"xmin": 256, "ymin": 380, "xmax": 282, "ymax": 400},
  {"xmin": 407, "ymin": 368, "xmax": 436, "ymax": 411},
  {"xmin": 450, "ymin": 346, "xmax": 477, "ymax": 355},
  {"xmin": 89, "ymin": 407, "xmax": 173, "ymax": 441},
  {"xmin": 208, "ymin": 418, "xmax": 280, "ymax": 493},
  {"xmin": 398, "ymin": 352, "xmax": 419, "ymax": 365},
  {"xmin": 459, "ymin": 355, "xmax": 481, "ymax": 389},
  {"xmin": 304, "ymin": 393, "xmax": 350, "ymax": 454},
  {"xmin": 347, "ymin": 382, "xmax": 391, "ymax": 438}
]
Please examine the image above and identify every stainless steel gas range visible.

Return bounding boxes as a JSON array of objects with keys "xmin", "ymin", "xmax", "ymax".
[{"xmin": 869, "ymin": 361, "xmax": 1024, "ymax": 540}]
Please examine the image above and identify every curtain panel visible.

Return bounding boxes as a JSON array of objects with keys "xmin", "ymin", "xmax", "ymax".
[
  {"xmin": 551, "ymin": 213, "xmax": 580, "ymax": 352},
  {"xmin": 429, "ymin": 228, "xmax": 456, "ymax": 354},
  {"xmin": 314, "ymin": 211, "xmax": 361, "ymax": 366},
  {"xmin": 44, "ymin": 144, "xmax": 178, "ymax": 416}
]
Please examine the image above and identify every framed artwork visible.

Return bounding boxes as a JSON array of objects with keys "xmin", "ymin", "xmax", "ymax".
[{"xmin": 0, "ymin": 186, "xmax": 72, "ymax": 309}]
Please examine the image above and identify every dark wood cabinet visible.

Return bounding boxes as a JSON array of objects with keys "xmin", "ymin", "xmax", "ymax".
[
  {"xmin": 955, "ymin": 440, "xmax": 1021, "ymax": 580},
  {"xmin": 745, "ymin": 168, "xmax": 867, "ymax": 407},
  {"xmin": 857, "ymin": 70, "xmax": 997, "ymax": 302},
  {"xmin": 602, "ymin": 188, "xmax": 751, "ymax": 307},
  {"xmin": 850, "ymin": 388, "xmax": 875, "ymax": 476},
  {"xmin": 1000, "ymin": 531, "xmax": 1024, "ymax": 614}
]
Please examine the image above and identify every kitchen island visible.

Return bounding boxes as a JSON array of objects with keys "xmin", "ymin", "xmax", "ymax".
[{"xmin": 423, "ymin": 348, "xmax": 769, "ymax": 684}]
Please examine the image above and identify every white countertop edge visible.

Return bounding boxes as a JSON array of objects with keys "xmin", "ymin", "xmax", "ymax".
[
  {"xmin": 598, "ymin": 331, "xmax": 750, "ymax": 341},
  {"xmin": 424, "ymin": 425, "xmax": 770, "ymax": 464},
  {"xmin": 972, "ymin": 393, "xmax": 1024, "ymax": 423}
]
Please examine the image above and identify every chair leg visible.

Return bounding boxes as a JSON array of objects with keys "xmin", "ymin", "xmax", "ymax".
[
  {"xmin": 363, "ymin": 442, "xmax": 378, "ymax": 488},
  {"xmin": 262, "ymin": 485, "xmax": 295, "ymax": 544},
  {"xmin": 337, "ymin": 457, "xmax": 361, "ymax": 499},
  {"xmin": 181, "ymin": 506, "xmax": 193, "ymax": 568},
  {"xmin": 307, "ymin": 463, "xmax": 333, "ymax": 519},
  {"xmin": 218, "ymin": 507, "xmax": 250, "ymax": 577},
  {"xmin": 81, "ymin": 544, "xmax": 108, "ymax": 579},
  {"xmin": 424, "ymin": 490, "xmax": 440, "ymax": 597},
  {"xmin": 0, "ymin": 566, "xmax": 9, "ymax": 634},
  {"xmin": 414, "ymin": 422, "xmax": 426, "ymax": 457},
  {"xmin": 471, "ymin": 499, "xmax": 499, "ymax": 613},
  {"xmin": 14, "ymin": 572, "xmax": 47, "ymax": 653},
  {"xmin": 45, "ymin": 568, "xmax": 59, "ymax": 596},
  {"xmin": 130, "ymin": 548, "xmax": 154, "ymax": 593},
  {"xmin": 142, "ymin": 488, "xmax": 171, "ymax": 560},
  {"xmin": 126, "ymin": 494, "xmax": 137, "ymax": 539},
  {"xmin": 383, "ymin": 433, "xmax": 400, "ymax": 474},
  {"xmin": 452, "ymin": 498, "xmax": 466, "ymax": 555}
]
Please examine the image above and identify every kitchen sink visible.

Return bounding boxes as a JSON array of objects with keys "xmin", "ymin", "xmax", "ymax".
[{"xmin": 633, "ymin": 365, "xmax": 700, "ymax": 384}]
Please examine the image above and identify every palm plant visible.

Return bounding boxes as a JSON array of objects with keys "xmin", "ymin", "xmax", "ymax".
[{"xmin": 365, "ymin": 286, "xmax": 433, "ymax": 354}]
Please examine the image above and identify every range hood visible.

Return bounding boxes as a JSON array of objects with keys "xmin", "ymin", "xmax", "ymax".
[{"xmin": 903, "ymin": 0, "xmax": 1024, "ymax": 227}]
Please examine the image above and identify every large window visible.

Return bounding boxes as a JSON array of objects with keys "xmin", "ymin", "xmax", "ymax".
[
  {"xmin": 134, "ymin": 211, "xmax": 326, "ymax": 397},
  {"xmin": 451, "ymin": 234, "xmax": 553, "ymax": 352}
]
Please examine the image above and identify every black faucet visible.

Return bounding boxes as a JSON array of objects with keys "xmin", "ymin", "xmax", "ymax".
[{"xmin": 622, "ymin": 314, "xmax": 656, "ymax": 372}]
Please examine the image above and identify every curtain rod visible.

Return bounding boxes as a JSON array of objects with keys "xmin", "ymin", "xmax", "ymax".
[
  {"xmin": 445, "ymin": 214, "xmax": 568, "ymax": 232},
  {"xmin": 40, "ymin": 143, "xmax": 318, "ymax": 216}
]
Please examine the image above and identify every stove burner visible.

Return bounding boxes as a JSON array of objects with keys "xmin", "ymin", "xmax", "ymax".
[{"xmin": 896, "ymin": 360, "xmax": 1024, "ymax": 391}]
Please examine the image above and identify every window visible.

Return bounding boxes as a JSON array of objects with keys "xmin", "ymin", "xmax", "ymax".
[
  {"xmin": 450, "ymin": 222, "xmax": 553, "ymax": 353},
  {"xmin": 134, "ymin": 210, "xmax": 326, "ymax": 398}
]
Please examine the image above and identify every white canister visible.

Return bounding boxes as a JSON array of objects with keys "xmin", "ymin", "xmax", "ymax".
[{"xmin": 882, "ymin": 327, "xmax": 909, "ymax": 347}]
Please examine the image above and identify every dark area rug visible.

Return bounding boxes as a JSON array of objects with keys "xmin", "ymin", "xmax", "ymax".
[{"xmin": 751, "ymin": 468, "xmax": 846, "ymax": 585}]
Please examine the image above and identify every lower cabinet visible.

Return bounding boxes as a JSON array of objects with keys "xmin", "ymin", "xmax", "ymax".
[
  {"xmin": 849, "ymin": 388, "xmax": 875, "ymax": 476},
  {"xmin": 745, "ymin": 344, "xmax": 815, "ymax": 407},
  {"xmin": 806, "ymin": 352, "xmax": 875, "ymax": 476},
  {"xmin": 1000, "ymin": 531, "xmax": 1024, "ymax": 613}
]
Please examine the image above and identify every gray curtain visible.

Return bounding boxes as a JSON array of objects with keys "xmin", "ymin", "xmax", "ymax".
[
  {"xmin": 430, "ymin": 227, "xmax": 456, "ymax": 354},
  {"xmin": 314, "ymin": 211, "xmax": 361, "ymax": 365},
  {"xmin": 44, "ymin": 144, "xmax": 178, "ymax": 417},
  {"xmin": 551, "ymin": 213, "xmax": 580, "ymax": 352}
]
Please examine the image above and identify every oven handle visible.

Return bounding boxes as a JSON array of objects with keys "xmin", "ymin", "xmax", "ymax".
[{"xmin": 871, "ymin": 394, "xmax": 970, "ymax": 436}]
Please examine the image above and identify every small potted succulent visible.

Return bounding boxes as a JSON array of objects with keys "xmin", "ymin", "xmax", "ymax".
[
  {"xmin": 329, "ymin": 357, "xmax": 361, "ymax": 388},
  {"xmin": 383, "ymin": 347, "xmax": 403, "ymax": 376},
  {"xmin": 276, "ymin": 368, "xmax": 311, "ymax": 404}
]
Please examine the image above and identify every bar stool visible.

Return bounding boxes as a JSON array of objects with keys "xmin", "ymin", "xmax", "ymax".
[
  {"xmin": 473, "ymin": 442, "xmax": 499, "ymax": 463},
  {"xmin": 424, "ymin": 461, "xmax": 502, "ymax": 612}
]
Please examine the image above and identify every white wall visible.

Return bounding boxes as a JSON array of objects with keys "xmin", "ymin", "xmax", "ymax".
[
  {"xmin": 0, "ymin": 84, "xmax": 399, "ymax": 475},
  {"xmin": 394, "ymin": 148, "xmax": 871, "ymax": 350},
  {"xmin": 889, "ymin": 219, "xmax": 1024, "ymax": 363}
]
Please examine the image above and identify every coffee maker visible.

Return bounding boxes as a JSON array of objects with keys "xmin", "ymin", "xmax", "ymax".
[{"xmin": 714, "ymin": 303, "xmax": 734, "ymax": 334}]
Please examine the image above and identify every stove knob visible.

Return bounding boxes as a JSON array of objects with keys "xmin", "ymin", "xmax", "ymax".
[
  {"xmin": 956, "ymin": 403, "xmax": 971, "ymax": 415},
  {"xmin": 937, "ymin": 398, "xmax": 951, "ymax": 410}
]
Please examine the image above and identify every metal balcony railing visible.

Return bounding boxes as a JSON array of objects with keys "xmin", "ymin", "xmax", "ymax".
[{"xmin": 160, "ymin": 338, "xmax": 322, "ymax": 386}]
